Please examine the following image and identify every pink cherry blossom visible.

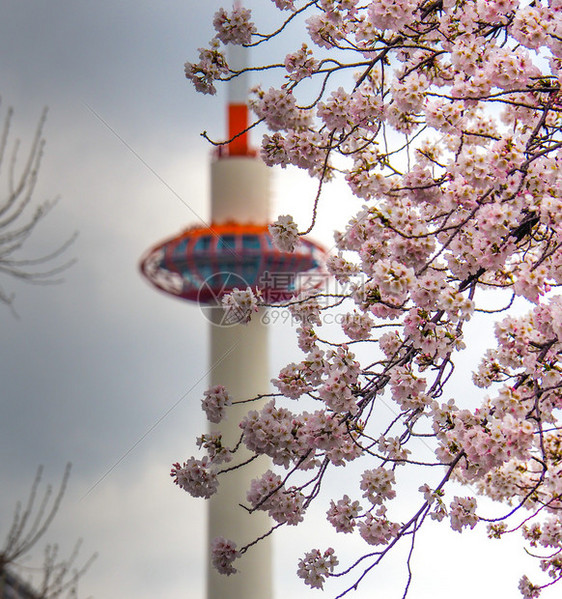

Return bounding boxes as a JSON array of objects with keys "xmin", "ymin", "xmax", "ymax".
[
  {"xmin": 360, "ymin": 467, "xmax": 397, "ymax": 505},
  {"xmin": 358, "ymin": 512, "xmax": 401, "ymax": 545},
  {"xmin": 251, "ymin": 87, "xmax": 311, "ymax": 131},
  {"xmin": 222, "ymin": 287, "xmax": 259, "ymax": 324},
  {"xmin": 211, "ymin": 537, "xmax": 239, "ymax": 575},
  {"xmin": 327, "ymin": 495, "xmax": 362, "ymax": 533},
  {"xmin": 284, "ymin": 44, "xmax": 319, "ymax": 82},
  {"xmin": 184, "ymin": 40, "xmax": 228, "ymax": 95},
  {"xmin": 297, "ymin": 548, "xmax": 338, "ymax": 589},
  {"xmin": 201, "ymin": 385, "xmax": 231, "ymax": 423},
  {"xmin": 269, "ymin": 214, "xmax": 299, "ymax": 252},
  {"xmin": 518, "ymin": 575, "xmax": 541, "ymax": 599},
  {"xmin": 170, "ymin": 457, "xmax": 218, "ymax": 499},
  {"xmin": 179, "ymin": 2, "xmax": 562, "ymax": 596},
  {"xmin": 247, "ymin": 470, "xmax": 305, "ymax": 525},
  {"xmin": 450, "ymin": 496, "xmax": 479, "ymax": 532},
  {"xmin": 213, "ymin": 6, "xmax": 256, "ymax": 45}
]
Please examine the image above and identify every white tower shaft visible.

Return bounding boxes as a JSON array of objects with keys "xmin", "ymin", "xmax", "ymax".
[
  {"xmin": 206, "ymin": 41, "xmax": 273, "ymax": 599},
  {"xmin": 208, "ymin": 310, "xmax": 272, "ymax": 599}
]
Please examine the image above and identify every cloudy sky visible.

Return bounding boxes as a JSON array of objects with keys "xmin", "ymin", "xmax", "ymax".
[{"xmin": 0, "ymin": 2, "xmax": 556, "ymax": 599}]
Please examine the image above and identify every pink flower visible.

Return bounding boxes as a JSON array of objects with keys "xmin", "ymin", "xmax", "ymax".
[
  {"xmin": 358, "ymin": 512, "xmax": 400, "ymax": 545},
  {"xmin": 201, "ymin": 385, "xmax": 231, "ymax": 423},
  {"xmin": 211, "ymin": 537, "xmax": 239, "ymax": 575},
  {"xmin": 449, "ymin": 496, "xmax": 479, "ymax": 532},
  {"xmin": 269, "ymin": 214, "xmax": 300, "ymax": 252},
  {"xmin": 184, "ymin": 40, "xmax": 228, "ymax": 95},
  {"xmin": 272, "ymin": 362, "xmax": 313, "ymax": 399},
  {"xmin": 213, "ymin": 7, "xmax": 256, "ymax": 45},
  {"xmin": 518, "ymin": 575, "xmax": 541, "ymax": 598},
  {"xmin": 272, "ymin": 0, "xmax": 294, "ymax": 9},
  {"xmin": 297, "ymin": 548, "xmax": 338, "ymax": 589},
  {"xmin": 170, "ymin": 457, "xmax": 218, "ymax": 499},
  {"xmin": 222, "ymin": 287, "xmax": 259, "ymax": 324},
  {"xmin": 182, "ymin": 3, "xmax": 562, "ymax": 596},
  {"xmin": 366, "ymin": 0, "xmax": 418, "ymax": 32},
  {"xmin": 327, "ymin": 495, "xmax": 362, "ymax": 533},
  {"xmin": 239, "ymin": 400, "xmax": 309, "ymax": 467},
  {"xmin": 285, "ymin": 44, "xmax": 318, "ymax": 81},
  {"xmin": 251, "ymin": 87, "xmax": 311, "ymax": 131},
  {"xmin": 360, "ymin": 467, "xmax": 396, "ymax": 505},
  {"xmin": 341, "ymin": 310, "xmax": 374, "ymax": 340},
  {"xmin": 247, "ymin": 470, "xmax": 305, "ymax": 525}
]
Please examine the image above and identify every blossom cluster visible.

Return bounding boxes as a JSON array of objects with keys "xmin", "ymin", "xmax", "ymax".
[
  {"xmin": 211, "ymin": 537, "xmax": 239, "ymax": 575},
  {"xmin": 269, "ymin": 214, "xmax": 300, "ymax": 252},
  {"xmin": 326, "ymin": 495, "xmax": 362, "ymax": 533},
  {"xmin": 176, "ymin": 0, "xmax": 562, "ymax": 597},
  {"xmin": 213, "ymin": 6, "xmax": 255, "ymax": 45},
  {"xmin": 296, "ymin": 548, "xmax": 338, "ymax": 590},
  {"xmin": 170, "ymin": 457, "xmax": 218, "ymax": 499},
  {"xmin": 247, "ymin": 470, "xmax": 305, "ymax": 525},
  {"xmin": 238, "ymin": 399, "xmax": 362, "ymax": 468},
  {"xmin": 222, "ymin": 286, "xmax": 259, "ymax": 324},
  {"xmin": 201, "ymin": 385, "xmax": 231, "ymax": 424}
]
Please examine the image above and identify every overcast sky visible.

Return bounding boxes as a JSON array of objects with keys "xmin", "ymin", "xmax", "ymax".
[{"xmin": 0, "ymin": 2, "xmax": 556, "ymax": 599}]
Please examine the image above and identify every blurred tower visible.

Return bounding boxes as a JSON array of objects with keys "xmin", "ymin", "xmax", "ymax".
[
  {"xmin": 140, "ymin": 45, "xmax": 325, "ymax": 599},
  {"xmin": 205, "ymin": 43, "xmax": 273, "ymax": 599}
]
